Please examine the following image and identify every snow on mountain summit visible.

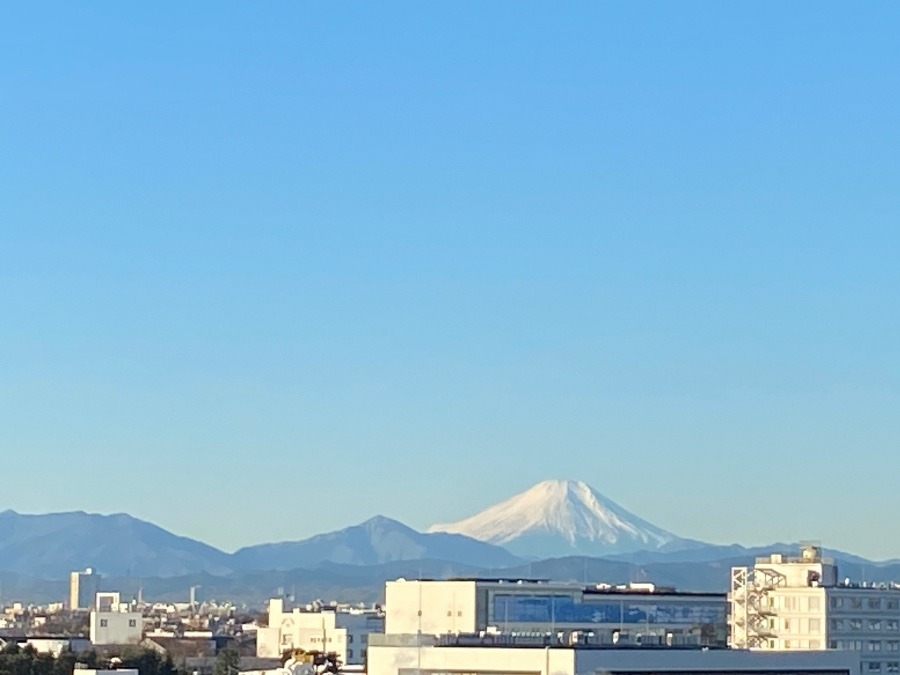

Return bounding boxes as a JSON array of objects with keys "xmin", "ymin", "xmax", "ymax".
[{"xmin": 428, "ymin": 479, "xmax": 684, "ymax": 558}]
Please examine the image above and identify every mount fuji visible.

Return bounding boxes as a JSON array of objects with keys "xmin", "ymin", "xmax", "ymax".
[{"xmin": 428, "ymin": 479, "xmax": 701, "ymax": 558}]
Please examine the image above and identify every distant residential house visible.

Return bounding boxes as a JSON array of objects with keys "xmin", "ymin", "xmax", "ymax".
[
  {"xmin": 0, "ymin": 632, "xmax": 91, "ymax": 656},
  {"xmin": 142, "ymin": 635, "xmax": 219, "ymax": 675},
  {"xmin": 25, "ymin": 636, "xmax": 92, "ymax": 656},
  {"xmin": 142, "ymin": 635, "xmax": 278, "ymax": 675}
]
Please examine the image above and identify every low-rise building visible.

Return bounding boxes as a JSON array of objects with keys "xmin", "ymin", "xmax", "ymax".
[
  {"xmin": 385, "ymin": 578, "xmax": 727, "ymax": 647},
  {"xmin": 257, "ymin": 598, "xmax": 384, "ymax": 665},
  {"xmin": 89, "ymin": 592, "xmax": 142, "ymax": 646},
  {"xmin": 25, "ymin": 636, "xmax": 92, "ymax": 656},
  {"xmin": 368, "ymin": 634, "xmax": 861, "ymax": 675}
]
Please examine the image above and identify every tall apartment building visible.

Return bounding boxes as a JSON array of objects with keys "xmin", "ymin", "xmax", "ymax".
[
  {"xmin": 256, "ymin": 598, "xmax": 384, "ymax": 665},
  {"xmin": 385, "ymin": 578, "xmax": 728, "ymax": 647},
  {"xmin": 69, "ymin": 567, "xmax": 100, "ymax": 611},
  {"xmin": 730, "ymin": 546, "xmax": 900, "ymax": 675}
]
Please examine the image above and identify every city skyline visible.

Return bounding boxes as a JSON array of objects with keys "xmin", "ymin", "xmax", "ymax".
[{"xmin": 3, "ymin": 3, "xmax": 900, "ymax": 559}]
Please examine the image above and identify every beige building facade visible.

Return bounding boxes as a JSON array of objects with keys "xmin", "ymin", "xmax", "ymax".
[{"xmin": 730, "ymin": 546, "xmax": 900, "ymax": 675}]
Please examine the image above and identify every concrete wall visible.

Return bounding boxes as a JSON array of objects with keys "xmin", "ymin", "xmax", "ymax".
[
  {"xmin": 369, "ymin": 643, "xmax": 859, "ymax": 675},
  {"xmin": 89, "ymin": 610, "xmax": 143, "ymax": 645},
  {"xmin": 369, "ymin": 643, "xmax": 575, "ymax": 675},
  {"xmin": 385, "ymin": 581, "xmax": 480, "ymax": 635}
]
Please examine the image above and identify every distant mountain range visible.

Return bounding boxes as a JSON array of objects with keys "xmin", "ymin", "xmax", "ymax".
[
  {"xmin": 2, "ymin": 479, "xmax": 898, "ymax": 605},
  {"xmin": 0, "ymin": 510, "xmax": 233, "ymax": 578},
  {"xmin": 231, "ymin": 515, "xmax": 522, "ymax": 570},
  {"xmin": 0, "ymin": 510, "xmax": 520, "ymax": 579}
]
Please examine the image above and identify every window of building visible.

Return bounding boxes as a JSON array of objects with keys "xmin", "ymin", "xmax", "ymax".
[
  {"xmin": 784, "ymin": 640, "xmax": 793, "ymax": 649},
  {"xmin": 887, "ymin": 663, "xmax": 899, "ymax": 674},
  {"xmin": 889, "ymin": 621, "xmax": 900, "ymax": 632},
  {"xmin": 810, "ymin": 640, "xmax": 821, "ymax": 649},
  {"xmin": 784, "ymin": 619, "xmax": 791, "ymax": 631},
  {"xmin": 833, "ymin": 598, "xmax": 846, "ymax": 609},
  {"xmin": 810, "ymin": 618, "xmax": 821, "ymax": 632},
  {"xmin": 873, "ymin": 621, "xmax": 884, "ymax": 631},
  {"xmin": 888, "ymin": 600, "xmax": 900, "ymax": 611},
  {"xmin": 853, "ymin": 620, "xmax": 865, "ymax": 631},
  {"xmin": 831, "ymin": 641, "xmax": 840, "ymax": 649},
  {"xmin": 809, "ymin": 597, "xmax": 821, "ymax": 611},
  {"xmin": 853, "ymin": 598, "xmax": 864, "ymax": 609},
  {"xmin": 100, "ymin": 619, "xmax": 108, "ymax": 627},
  {"xmin": 347, "ymin": 650, "xmax": 353, "ymax": 659},
  {"xmin": 870, "ymin": 641, "xmax": 883, "ymax": 652},
  {"xmin": 855, "ymin": 641, "xmax": 865, "ymax": 650},
  {"xmin": 873, "ymin": 599, "xmax": 884, "ymax": 610},
  {"xmin": 870, "ymin": 663, "xmax": 883, "ymax": 672},
  {"xmin": 833, "ymin": 619, "xmax": 846, "ymax": 631},
  {"xmin": 361, "ymin": 649, "xmax": 367, "ymax": 659},
  {"xmin": 889, "ymin": 642, "xmax": 900, "ymax": 653},
  {"xmin": 348, "ymin": 636, "xmax": 353, "ymax": 643},
  {"xmin": 128, "ymin": 619, "xmax": 136, "ymax": 627}
]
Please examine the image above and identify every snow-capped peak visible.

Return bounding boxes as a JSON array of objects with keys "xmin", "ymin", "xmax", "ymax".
[{"xmin": 428, "ymin": 479, "xmax": 681, "ymax": 557}]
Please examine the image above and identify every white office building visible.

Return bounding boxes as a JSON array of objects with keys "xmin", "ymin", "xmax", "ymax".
[
  {"xmin": 385, "ymin": 578, "xmax": 727, "ymax": 647},
  {"xmin": 257, "ymin": 598, "xmax": 384, "ymax": 665},
  {"xmin": 730, "ymin": 545, "xmax": 900, "ymax": 674},
  {"xmin": 371, "ymin": 575, "xmax": 858, "ymax": 675},
  {"xmin": 89, "ymin": 592, "xmax": 143, "ymax": 646}
]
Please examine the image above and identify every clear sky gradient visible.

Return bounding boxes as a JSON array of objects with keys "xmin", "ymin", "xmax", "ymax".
[{"xmin": 2, "ymin": 3, "xmax": 899, "ymax": 559}]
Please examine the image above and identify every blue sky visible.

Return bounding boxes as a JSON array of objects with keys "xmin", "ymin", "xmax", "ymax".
[{"xmin": 2, "ymin": 2, "xmax": 899, "ymax": 558}]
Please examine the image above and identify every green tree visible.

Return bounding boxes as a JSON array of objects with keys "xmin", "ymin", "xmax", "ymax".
[
  {"xmin": 53, "ymin": 650, "xmax": 77, "ymax": 675},
  {"xmin": 119, "ymin": 647, "xmax": 172, "ymax": 675},
  {"xmin": 214, "ymin": 646, "xmax": 240, "ymax": 675},
  {"xmin": 32, "ymin": 652, "xmax": 55, "ymax": 675}
]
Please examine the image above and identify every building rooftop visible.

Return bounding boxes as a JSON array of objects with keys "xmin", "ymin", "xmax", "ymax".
[
  {"xmin": 392, "ymin": 577, "xmax": 721, "ymax": 597},
  {"xmin": 583, "ymin": 586, "xmax": 723, "ymax": 598},
  {"xmin": 437, "ymin": 633, "xmax": 725, "ymax": 650},
  {"xmin": 394, "ymin": 578, "xmax": 553, "ymax": 584}
]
